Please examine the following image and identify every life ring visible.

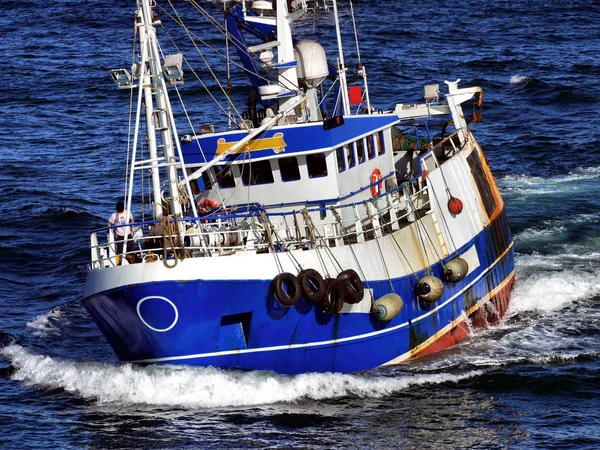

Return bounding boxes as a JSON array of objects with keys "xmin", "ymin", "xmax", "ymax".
[
  {"xmin": 370, "ymin": 168, "xmax": 383, "ymax": 197},
  {"xmin": 271, "ymin": 272, "xmax": 301, "ymax": 307},
  {"xmin": 198, "ymin": 199, "xmax": 220, "ymax": 213}
]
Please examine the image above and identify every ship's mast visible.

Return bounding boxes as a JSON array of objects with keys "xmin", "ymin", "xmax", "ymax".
[
  {"xmin": 275, "ymin": 0, "xmax": 301, "ymax": 113},
  {"xmin": 141, "ymin": 0, "xmax": 182, "ymax": 217},
  {"xmin": 332, "ymin": 0, "xmax": 350, "ymax": 115},
  {"xmin": 137, "ymin": 7, "xmax": 163, "ymax": 219}
]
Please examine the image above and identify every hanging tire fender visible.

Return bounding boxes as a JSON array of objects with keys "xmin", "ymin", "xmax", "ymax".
[
  {"xmin": 320, "ymin": 278, "xmax": 344, "ymax": 314},
  {"xmin": 271, "ymin": 272, "xmax": 301, "ymax": 307},
  {"xmin": 337, "ymin": 269, "xmax": 364, "ymax": 304},
  {"xmin": 297, "ymin": 269, "xmax": 326, "ymax": 304}
]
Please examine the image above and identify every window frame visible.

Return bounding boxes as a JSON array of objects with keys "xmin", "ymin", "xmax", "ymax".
[
  {"xmin": 240, "ymin": 159, "xmax": 275, "ymax": 186},
  {"xmin": 356, "ymin": 139, "xmax": 365, "ymax": 164},
  {"xmin": 306, "ymin": 152, "xmax": 329, "ymax": 179},
  {"xmin": 278, "ymin": 156, "xmax": 302, "ymax": 182},
  {"xmin": 336, "ymin": 147, "xmax": 346, "ymax": 173}
]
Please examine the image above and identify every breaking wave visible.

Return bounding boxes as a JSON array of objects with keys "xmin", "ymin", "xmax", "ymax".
[
  {"xmin": 1, "ymin": 345, "xmax": 483, "ymax": 408},
  {"xmin": 509, "ymin": 74, "xmax": 530, "ymax": 84},
  {"xmin": 26, "ymin": 307, "xmax": 66, "ymax": 337}
]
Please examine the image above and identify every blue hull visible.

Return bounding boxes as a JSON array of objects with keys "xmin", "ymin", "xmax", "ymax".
[{"xmin": 82, "ymin": 210, "xmax": 514, "ymax": 374}]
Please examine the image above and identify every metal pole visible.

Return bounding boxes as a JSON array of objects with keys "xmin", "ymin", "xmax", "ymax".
[{"xmin": 332, "ymin": 0, "xmax": 350, "ymax": 115}]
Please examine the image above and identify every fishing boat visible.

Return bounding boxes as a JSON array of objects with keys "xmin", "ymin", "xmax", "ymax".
[{"xmin": 83, "ymin": 0, "xmax": 515, "ymax": 374}]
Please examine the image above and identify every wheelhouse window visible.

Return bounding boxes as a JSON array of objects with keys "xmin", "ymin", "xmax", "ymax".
[
  {"xmin": 306, "ymin": 152, "xmax": 328, "ymax": 178},
  {"xmin": 216, "ymin": 165, "xmax": 235, "ymax": 188},
  {"xmin": 346, "ymin": 144, "xmax": 356, "ymax": 168},
  {"xmin": 201, "ymin": 169, "xmax": 213, "ymax": 190},
  {"xmin": 279, "ymin": 156, "xmax": 301, "ymax": 182},
  {"xmin": 356, "ymin": 139, "xmax": 365, "ymax": 164},
  {"xmin": 336, "ymin": 147, "xmax": 346, "ymax": 172},
  {"xmin": 366, "ymin": 135, "xmax": 375, "ymax": 159},
  {"xmin": 376, "ymin": 131, "xmax": 385, "ymax": 155},
  {"xmin": 241, "ymin": 160, "xmax": 274, "ymax": 185}
]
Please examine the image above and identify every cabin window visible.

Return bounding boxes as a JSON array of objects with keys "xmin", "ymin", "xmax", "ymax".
[
  {"xmin": 346, "ymin": 144, "xmax": 356, "ymax": 168},
  {"xmin": 377, "ymin": 131, "xmax": 385, "ymax": 155},
  {"xmin": 279, "ymin": 156, "xmax": 301, "ymax": 182},
  {"xmin": 366, "ymin": 135, "xmax": 375, "ymax": 159},
  {"xmin": 306, "ymin": 152, "xmax": 328, "ymax": 178},
  {"xmin": 241, "ymin": 160, "xmax": 274, "ymax": 185},
  {"xmin": 356, "ymin": 140, "xmax": 365, "ymax": 164},
  {"xmin": 336, "ymin": 147, "xmax": 346, "ymax": 172},
  {"xmin": 201, "ymin": 169, "xmax": 213, "ymax": 190},
  {"xmin": 216, "ymin": 165, "xmax": 236, "ymax": 188}
]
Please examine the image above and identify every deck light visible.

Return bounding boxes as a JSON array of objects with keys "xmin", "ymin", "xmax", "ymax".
[
  {"xmin": 163, "ymin": 53, "xmax": 183, "ymax": 85},
  {"xmin": 424, "ymin": 84, "xmax": 439, "ymax": 103},
  {"xmin": 110, "ymin": 69, "xmax": 134, "ymax": 89}
]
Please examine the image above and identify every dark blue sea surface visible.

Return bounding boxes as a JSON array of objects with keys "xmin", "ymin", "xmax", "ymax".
[{"xmin": 1, "ymin": 0, "xmax": 600, "ymax": 448}]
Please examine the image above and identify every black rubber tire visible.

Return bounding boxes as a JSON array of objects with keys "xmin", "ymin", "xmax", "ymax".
[
  {"xmin": 297, "ymin": 269, "xmax": 326, "ymax": 304},
  {"xmin": 337, "ymin": 269, "xmax": 364, "ymax": 304},
  {"xmin": 320, "ymin": 278, "xmax": 344, "ymax": 314},
  {"xmin": 271, "ymin": 272, "xmax": 301, "ymax": 307}
]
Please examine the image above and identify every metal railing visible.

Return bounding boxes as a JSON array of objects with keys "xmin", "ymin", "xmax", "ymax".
[
  {"xmin": 89, "ymin": 179, "xmax": 433, "ymax": 269},
  {"xmin": 88, "ymin": 132, "xmax": 470, "ymax": 269}
]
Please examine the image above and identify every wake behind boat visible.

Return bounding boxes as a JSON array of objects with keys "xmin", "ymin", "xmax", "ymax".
[{"xmin": 82, "ymin": 0, "xmax": 515, "ymax": 374}]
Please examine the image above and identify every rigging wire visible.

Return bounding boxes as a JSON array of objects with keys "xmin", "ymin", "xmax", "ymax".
[
  {"xmin": 161, "ymin": 3, "xmax": 245, "ymax": 125},
  {"xmin": 330, "ymin": 206, "xmax": 373, "ymax": 301},
  {"xmin": 184, "ymin": 0, "xmax": 304, "ymax": 97},
  {"xmin": 349, "ymin": 0, "xmax": 361, "ymax": 66},
  {"xmin": 364, "ymin": 200, "xmax": 394, "ymax": 292},
  {"xmin": 405, "ymin": 185, "xmax": 447, "ymax": 273},
  {"xmin": 224, "ymin": 0, "xmax": 232, "ymax": 129}
]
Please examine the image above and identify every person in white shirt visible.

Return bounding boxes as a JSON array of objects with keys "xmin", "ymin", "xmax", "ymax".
[{"xmin": 107, "ymin": 201, "xmax": 135, "ymax": 257}]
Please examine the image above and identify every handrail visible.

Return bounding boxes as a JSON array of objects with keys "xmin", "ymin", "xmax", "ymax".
[{"xmin": 89, "ymin": 177, "xmax": 434, "ymax": 269}]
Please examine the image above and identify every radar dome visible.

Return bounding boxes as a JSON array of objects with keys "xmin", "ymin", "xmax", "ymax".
[{"xmin": 294, "ymin": 40, "xmax": 328, "ymax": 89}]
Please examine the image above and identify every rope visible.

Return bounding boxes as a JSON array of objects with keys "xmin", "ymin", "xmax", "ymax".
[
  {"xmin": 260, "ymin": 211, "xmax": 284, "ymax": 274},
  {"xmin": 301, "ymin": 208, "xmax": 345, "ymax": 276},
  {"xmin": 262, "ymin": 212, "xmax": 303, "ymax": 272},
  {"xmin": 179, "ymin": 1, "xmax": 303, "ymax": 99},
  {"xmin": 404, "ymin": 187, "xmax": 446, "ymax": 274},
  {"xmin": 160, "ymin": 215, "xmax": 190, "ymax": 269},
  {"xmin": 330, "ymin": 206, "xmax": 373, "ymax": 301},
  {"xmin": 364, "ymin": 201, "xmax": 394, "ymax": 292},
  {"xmin": 293, "ymin": 211, "xmax": 303, "ymax": 248},
  {"xmin": 300, "ymin": 209, "xmax": 328, "ymax": 276},
  {"xmin": 158, "ymin": 7, "xmax": 245, "ymax": 126}
]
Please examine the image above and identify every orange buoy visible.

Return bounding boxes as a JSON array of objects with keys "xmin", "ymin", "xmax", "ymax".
[{"xmin": 448, "ymin": 196, "xmax": 463, "ymax": 215}]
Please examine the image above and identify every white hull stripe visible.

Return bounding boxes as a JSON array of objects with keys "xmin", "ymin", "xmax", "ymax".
[{"xmin": 129, "ymin": 241, "xmax": 514, "ymax": 364}]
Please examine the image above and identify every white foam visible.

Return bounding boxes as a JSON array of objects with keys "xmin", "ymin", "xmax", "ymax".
[
  {"xmin": 500, "ymin": 167, "xmax": 600, "ymax": 191},
  {"xmin": 26, "ymin": 308, "xmax": 64, "ymax": 337},
  {"xmin": 509, "ymin": 74, "xmax": 530, "ymax": 84},
  {"xmin": 1, "ymin": 345, "xmax": 483, "ymax": 408},
  {"xmin": 510, "ymin": 266, "xmax": 600, "ymax": 313}
]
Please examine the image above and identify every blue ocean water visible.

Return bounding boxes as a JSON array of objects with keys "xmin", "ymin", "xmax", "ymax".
[{"xmin": 1, "ymin": 0, "xmax": 599, "ymax": 448}]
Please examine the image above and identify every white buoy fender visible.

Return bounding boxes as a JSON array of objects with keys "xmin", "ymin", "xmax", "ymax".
[
  {"xmin": 416, "ymin": 276, "xmax": 444, "ymax": 303},
  {"xmin": 371, "ymin": 293, "xmax": 404, "ymax": 321},
  {"xmin": 442, "ymin": 257, "xmax": 469, "ymax": 283}
]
